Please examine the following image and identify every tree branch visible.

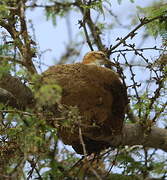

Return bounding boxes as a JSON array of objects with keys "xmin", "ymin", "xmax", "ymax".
[
  {"xmin": 76, "ymin": 0, "xmax": 105, "ymax": 50},
  {"xmin": 85, "ymin": 123, "xmax": 167, "ymax": 152},
  {"xmin": 111, "ymin": 47, "xmax": 167, "ymax": 54},
  {"xmin": 120, "ymin": 124, "xmax": 167, "ymax": 152},
  {"xmin": 109, "ymin": 15, "xmax": 167, "ymax": 54},
  {"xmin": 0, "ymin": 55, "xmax": 26, "ymax": 67},
  {"xmin": 0, "ymin": 74, "xmax": 35, "ymax": 109},
  {"xmin": 0, "ymin": 2, "xmax": 37, "ymax": 74},
  {"xmin": 78, "ymin": 20, "xmax": 94, "ymax": 51},
  {"xmin": 0, "ymin": 88, "xmax": 19, "ymax": 108}
]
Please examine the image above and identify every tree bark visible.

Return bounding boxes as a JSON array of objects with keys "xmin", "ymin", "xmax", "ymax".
[
  {"xmin": 0, "ymin": 88, "xmax": 19, "ymax": 108},
  {"xmin": 0, "ymin": 74, "xmax": 34, "ymax": 109},
  {"xmin": 90, "ymin": 123, "xmax": 167, "ymax": 152}
]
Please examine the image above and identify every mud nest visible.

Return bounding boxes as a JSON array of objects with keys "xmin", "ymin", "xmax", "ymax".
[{"xmin": 42, "ymin": 63, "xmax": 128, "ymax": 154}]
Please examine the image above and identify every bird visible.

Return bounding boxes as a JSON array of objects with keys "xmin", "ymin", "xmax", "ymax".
[
  {"xmin": 82, "ymin": 51, "xmax": 116, "ymax": 67},
  {"xmin": 42, "ymin": 50, "xmax": 128, "ymax": 155}
]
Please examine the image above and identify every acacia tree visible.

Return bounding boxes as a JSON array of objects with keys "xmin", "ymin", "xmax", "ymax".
[{"xmin": 0, "ymin": 0, "xmax": 167, "ymax": 179}]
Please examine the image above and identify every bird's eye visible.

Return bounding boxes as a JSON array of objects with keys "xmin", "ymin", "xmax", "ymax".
[
  {"xmin": 97, "ymin": 53, "xmax": 105, "ymax": 57},
  {"xmin": 99, "ymin": 53, "xmax": 106, "ymax": 58}
]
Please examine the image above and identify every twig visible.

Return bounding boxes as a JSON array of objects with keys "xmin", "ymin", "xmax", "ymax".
[
  {"xmin": 27, "ymin": 159, "xmax": 36, "ymax": 180},
  {"xmin": 79, "ymin": 126, "xmax": 87, "ymax": 155},
  {"xmin": 152, "ymin": 101, "xmax": 167, "ymax": 122},
  {"xmin": 0, "ymin": 55, "xmax": 26, "ymax": 66},
  {"xmin": 120, "ymin": 52, "xmax": 141, "ymax": 117},
  {"xmin": 0, "ymin": 2, "xmax": 37, "ymax": 74},
  {"xmin": 111, "ymin": 47, "xmax": 166, "ymax": 54},
  {"xmin": 27, "ymin": 158, "xmax": 43, "ymax": 180},
  {"xmin": 79, "ymin": 20, "xmax": 94, "ymax": 51},
  {"xmin": 19, "ymin": 1, "xmax": 37, "ymax": 74},
  {"xmin": 0, "ymin": 109, "xmax": 34, "ymax": 116},
  {"xmin": 76, "ymin": 0, "xmax": 105, "ymax": 50},
  {"xmin": 89, "ymin": 167, "xmax": 103, "ymax": 180},
  {"xmin": 109, "ymin": 15, "xmax": 166, "ymax": 53},
  {"xmin": 122, "ymin": 42, "xmax": 160, "ymax": 79},
  {"xmin": 68, "ymin": 156, "xmax": 85, "ymax": 173},
  {"xmin": 105, "ymin": 149, "xmax": 120, "ymax": 178},
  {"xmin": 147, "ymin": 80, "xmax": 164, "ymax": 109},
  {"xmin": 26, "ymin": 2, "xmax": 76, "ymax": 9}
]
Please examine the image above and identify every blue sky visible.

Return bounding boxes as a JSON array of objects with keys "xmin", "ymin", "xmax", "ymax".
[{"xmin": 26, "ymin": 0, "xmax": 162, "ymax": 72}]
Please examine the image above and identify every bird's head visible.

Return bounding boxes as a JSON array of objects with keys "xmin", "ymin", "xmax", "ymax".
[{"xmin": 82, "ymin": 51, "xmax": 116, "ymax": 67}]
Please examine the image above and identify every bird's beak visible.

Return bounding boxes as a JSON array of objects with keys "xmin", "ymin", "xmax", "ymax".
[{"xmin": 104, "ymin": 58, "xmax": 117, "ymax": 67}]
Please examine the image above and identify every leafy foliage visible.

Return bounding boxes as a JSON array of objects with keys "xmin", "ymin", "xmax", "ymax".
[
  {"xmin": 137, "ymin": 1, "xmax": 167, "ymax": 37},
  {"xmin": 45, "ymin": 1, "xmax": 72, "ymax": 25},
  {"xmin": 35, "ymin": 84, "xmax": 62, "ymax": 106}
]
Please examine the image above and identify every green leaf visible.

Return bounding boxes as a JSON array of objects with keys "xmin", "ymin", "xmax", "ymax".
[
  {"xmin": 35, "ymin": 84, "xmax": 62, "ymax": 106},
  {"xmin": 0, "ymin": 61, "xmax": 11, "ymax": 78},
  {"xmin": 0, "ymin": 4, "xmax": 9, "ymax": 19},
  {"xmin": 137, "ymin": 2, "xmax": 167, "ymax": 37}
]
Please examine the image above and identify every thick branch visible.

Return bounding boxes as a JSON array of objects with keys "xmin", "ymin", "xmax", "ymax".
[
  {"xmin": 120, "ymin": 124, "xmax": 167, "ymax": 151},
  {"xmin": 0, "ymin": 88, "xmax": 19, "ymax": 108},
  {"xmin": 84, "ymin": 123, "xmax": 167, "ymax": 152},
  {"xmin": 0, "ymin": 74, "xmax": 35, "ymax": 109}
]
